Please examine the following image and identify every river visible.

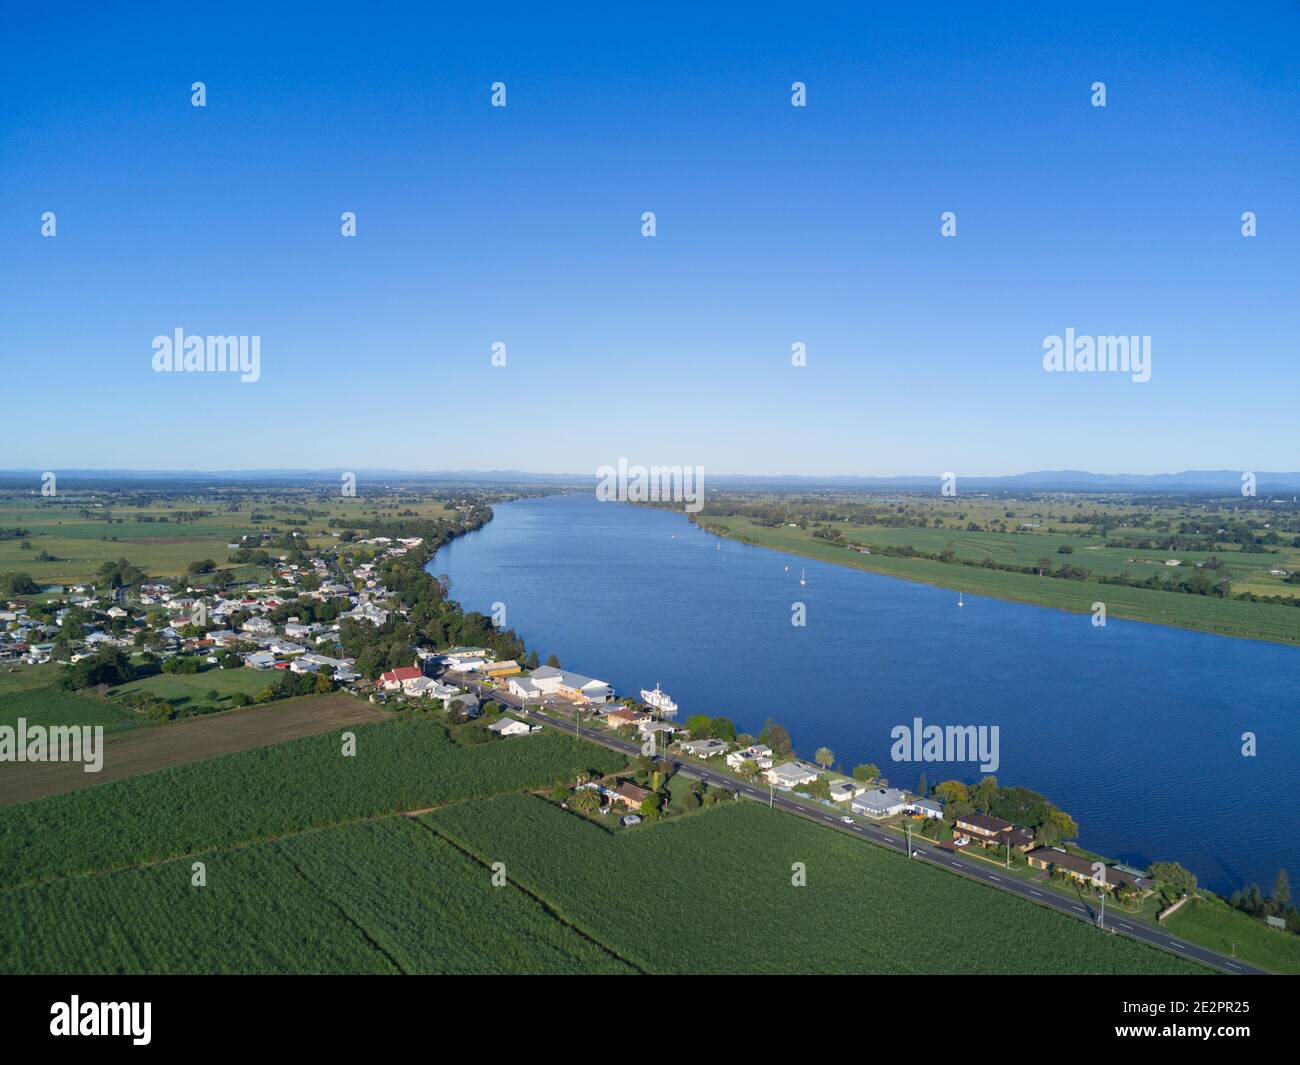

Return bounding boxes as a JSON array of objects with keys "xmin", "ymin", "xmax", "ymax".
[{"xmin": 431, "ymin": 493, "xmax": 1299, "ymax": 895}]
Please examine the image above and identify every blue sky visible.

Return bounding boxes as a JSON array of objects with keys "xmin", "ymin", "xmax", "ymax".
[{"xmin": 1, "ymin": 1, "xmax": 1297, "ymax": 475}]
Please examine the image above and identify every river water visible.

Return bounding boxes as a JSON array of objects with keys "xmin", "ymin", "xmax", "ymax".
[{"xmin": 431, "ymin": 493, "xmax": 1299, "ymax": 894}]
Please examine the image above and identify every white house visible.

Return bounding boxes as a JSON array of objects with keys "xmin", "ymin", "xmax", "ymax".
[
  {"xmin": 488, "ymin": 717, "xmax": 531, "ymax": 737},
  {"xmin": 766, "ymin": 762, "xmax": 819, "ymax": 789},
  {"xmin": 726, "ymin": 744, "xmax": 775, "ymax": 771},
  {"xmin": 679, "ymin": 737, "xmax": 728, "ymax": 759},
  {"xmin": 851, "ymin": 787, "xmax": 911, "ymax": 819},
  {"xmin": 829, "ymin": 780, "xmax": 868, "ymax": 803}
]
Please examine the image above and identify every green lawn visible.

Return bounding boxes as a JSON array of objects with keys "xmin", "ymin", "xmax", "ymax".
[
  {"xmin": 1164, "ymin": 895, "xmax": 1300, "ymax": 974},
  {"xmin": 425, "ymin": 793, "xmax": 1206, "ymax": 974},
  {"xmin": 109, "ymin": 667, "xmax": 273, "ymax": 707}
]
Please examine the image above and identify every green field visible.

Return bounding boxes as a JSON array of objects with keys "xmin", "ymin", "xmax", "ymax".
[
  {"xmin": 424, "ymin": 793, "xmax": 1205, "ymax": 974},
  {"xmin": 0, "ymin": 687, "xmax": 138, "ymax": 734},
  {"xmin": 704, "ymin": 515, "xmax": 1300, "ymax": 645},
  {"xmin": 109, "ymin": 666, "xmax": 274, "ymax": 708},
  {"xmin": 1165, "ymin": 895, "xmax": 1300, "ymax": 975},
  {"xmin": 0, "ymin": 718, "xmax": 623, "ymax": 888},
  {"xmin": 0, "ymin": 818, "xmax": 633, "ymax": 974}
]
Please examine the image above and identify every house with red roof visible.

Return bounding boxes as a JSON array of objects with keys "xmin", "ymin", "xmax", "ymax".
[{"xmin": 379, "ymin": 664, "xmax": 426, "ymax": 692}]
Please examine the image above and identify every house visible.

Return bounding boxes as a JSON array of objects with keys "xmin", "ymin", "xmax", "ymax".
[
  {"xmin": 524, "ymin": 665, "xmax": 612, "ymax": 703},
  {"xmin": 726, "ymin": 744, "xmax": 775, "ymax": 771},
  {"xmin": 605, "ymin": 780, "xmax": 650, "ymax": 808},
  {"xmin": 444, "ymin": 656, "xmax": 490, "ymax": 672},
  {"xmin": 606, "ymin": 706, "xmax": 651, "ymax": 729},
  {"xmin": 487, "ymin": 717, "xmax": 531, "ymax": 737},
  {"xmin": 444, "ymin": 692, "xmax": 481, "ymax": 718},
  {"xmin": 404, "ymin": 676, "xmax": 440, "ymax": 697},
  {"xmin": 378, "ymin": 664, "xmax": 425, "ymax": 692},
  {"xmin": 244, "ymin": 651, "xmax": 277, "ymax": 670},
  {"xmin": 1025, "ymin": 848, "xmax": 1150, "ymax": 893},
  {"xmin": 851, "ymin": 787, "xmax": 911, "ymax": 819},
  {"xmin": 954, "ymin": 813, "xmax": 1015, "ymax": 840},
  {"xmin": 241, "ymin": 617, "xmax": 274, "ymax": 635},
  {"xmin": 766, "ymin": 762, "xmax": 819, "ymax": 789},
  {"xmin": 907, "ymin": 796, "xmax": 945, "ymax": 820},
  {"xmin": 829, "ymin": 780, "xmax": 868, "ymax": 803},
  {"xmin": 679, "ymin": 738, "xmax": 728, "ymax": 759}
]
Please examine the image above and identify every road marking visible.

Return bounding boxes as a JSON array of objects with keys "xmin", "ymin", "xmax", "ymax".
[
  {"xmin": 1029, "ymin": 890, "xmax": 1042, "ymax": 897},
  {"xmin": 1227, "ymin": 962, "xmax": 1243, "ymax": 970},
  {"xmin": 1072, "ymin": 905, "xmax": 1085, "ymax": 912},
  {"xmin": 989, "ymin": 876, "xmax": 1000, "ymax": 882}
]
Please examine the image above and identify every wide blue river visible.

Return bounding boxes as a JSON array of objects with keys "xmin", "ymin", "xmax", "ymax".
[{"xmin": 431, "ymin": 493, "xmax": 1298, "ymax": 895}]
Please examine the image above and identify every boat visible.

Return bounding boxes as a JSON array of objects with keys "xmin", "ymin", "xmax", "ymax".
[
  {"xmin": 640, "ymin": 683, "xmax": 678, "ymax": 717},
  {"xmin": 958, "ymin": 591, "xmax": 964, "ymax": 608},
  {"xmin": 799, "ymin": 568, "xmax": 806, "ymax": 586}
]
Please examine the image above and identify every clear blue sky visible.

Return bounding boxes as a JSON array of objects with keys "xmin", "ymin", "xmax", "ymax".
[{"xmin": 2, "ymin": 2, "xmax": 1297, "ymax": 475}]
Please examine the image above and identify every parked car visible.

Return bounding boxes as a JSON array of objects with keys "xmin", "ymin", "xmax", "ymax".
[{"xmin": 619, "ymin": 814, "xmax": 642, "ymax": 827}]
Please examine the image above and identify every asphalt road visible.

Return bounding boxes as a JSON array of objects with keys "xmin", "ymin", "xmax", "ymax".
[{"xmin": 460, "ymin": 677, "xmax": 1267, "ymax": 976}]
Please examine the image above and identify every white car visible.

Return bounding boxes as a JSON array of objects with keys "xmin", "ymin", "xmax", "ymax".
[{"xmin": 840, "ymin": 816, "xmax": 854, "ymax": 825}]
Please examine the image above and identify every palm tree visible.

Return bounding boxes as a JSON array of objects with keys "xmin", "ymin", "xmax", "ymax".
[{"xmin": 814, "ymin": 747, "xmax": 834, "ymax": 771}]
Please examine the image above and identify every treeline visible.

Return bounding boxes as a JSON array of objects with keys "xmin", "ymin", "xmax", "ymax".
[{"xmin": 1230, "ymin": 870, "xmax": 1299, "ymax": 934}]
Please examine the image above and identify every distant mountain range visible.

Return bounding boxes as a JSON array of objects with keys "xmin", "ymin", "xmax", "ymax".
[{"xmin": 2, "ymin": 468, "xmax": 1299, "ymax": 493}]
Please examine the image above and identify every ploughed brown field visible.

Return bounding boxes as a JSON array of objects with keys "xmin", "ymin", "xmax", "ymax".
[{"xmin": 0, "ymin": 695, "xmax": 386, "ymax": 807}]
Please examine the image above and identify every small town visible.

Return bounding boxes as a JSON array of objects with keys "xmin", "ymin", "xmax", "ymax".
[{"xmin": 0, "ymin": 527, "xmax": 1187, "ymax": 915}]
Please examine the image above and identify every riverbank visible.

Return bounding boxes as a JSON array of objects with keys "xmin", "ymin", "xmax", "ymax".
[{"xmin": 696, "ymin": 514, "xmax": 1300, "ymax": 647}]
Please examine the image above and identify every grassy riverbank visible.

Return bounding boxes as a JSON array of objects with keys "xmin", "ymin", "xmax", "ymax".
[{"xmin": 699, "ymin": 514, "xmax": 1300, "ymax": 646}]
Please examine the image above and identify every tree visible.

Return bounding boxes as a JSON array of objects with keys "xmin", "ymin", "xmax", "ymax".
[
  {"xmin": 545, "ymin": 654, "xmax": 561, "ymax": 668},
  {"xmin": 814, "ymin": 746, "xmax": 834, "ymax": 770},
  {"xmin": 971, "ymin": 775, "xmax": 999, "ymax": 812},
  {"xmin": 1273, "ymin": 869, "xmax": 1291, "ymax": 909},
  {"xmin": 1149, "ymin": 861, "xmax": 1198, "ymax": 897},
  {"xmin": 759, "ymin": 719, "xmax": 793, "ymax": 759},
  {"xmin": 916, "ymin": 771, "xmax": 928, "ymax": 798},
  {"xmin": 685, "ymin": 714, "xmax": 712, "ymax": 738},
  {"xmin": 852, "ymin": 763, "xmax": 881, "ymax": 782},
  {"xmin": 639, "ymin": 793, "xmax": 662, "ymax": 819},
  {"xmin": 709, "ymin": 717, "xmax": 737, "ymax": 742},
  {"xmin": 1, "ymin": 572, "xmax": 39, "ymax": 595},
  {"xmin": 571, "ymin": 788, "xmax": 601, "ymax": 815}
]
